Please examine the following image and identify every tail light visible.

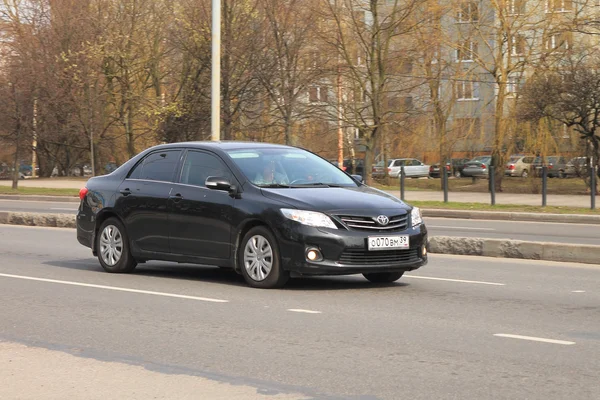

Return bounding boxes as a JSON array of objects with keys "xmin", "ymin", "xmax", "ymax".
[
  {"xmin": 342, "ymin": 166, "xmax": 347, "ymax": 171},
  {"xmin": 508, "ymin": 164, "xmax": 515, "ymax": 170},
  {"xmin": 481, "ymin": 164, "xmax": 487, "ymax": 169},
  {"xmin": 548, "ymin": 164, "xmax": 553, "ymax": 169},
  {"xmin": 429, "ymin": 166, "xmax": 434, "ymax": 171},
  {"xmin": 446, "ymin": 165, "xmax": 451, "ymax": 171},
  {"xmin": 79, "ymin": 187, "xmax": 89, "ymax": 201},
  {"xmin": 387, "ymin": 167, "xmax": 392, "ymax": 172}
]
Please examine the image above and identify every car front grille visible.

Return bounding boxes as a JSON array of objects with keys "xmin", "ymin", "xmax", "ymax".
[
  {"xmin": 337, "ymin": 214, "xmax": 408, "ymax": 231},
  {"xmin": 338, "ymin": 248, "xmax": 420, "ymax": 266}
]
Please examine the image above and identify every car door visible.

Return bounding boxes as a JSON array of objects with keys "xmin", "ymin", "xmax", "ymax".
[
  {"xmin": 116, "ymin": 149, "xmax": 183, "ymax": 254},
  {"xmin": 389, "ymin": 159, "xmax": 402, "ymax": 177},
  {"xmin": 413, "ymin": 159, "xmax": 428, "ymax": 177},
  {"xmin": 168, "ymin": 150, "xmax": 236, "ymax": 260}
]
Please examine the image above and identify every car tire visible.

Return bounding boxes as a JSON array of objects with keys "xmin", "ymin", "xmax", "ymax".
[
  {"xmin": 363, "ymin": 271, "xmax": 404, "ymax": 284},
  {"xmin": 454, "ymin": 171, "xmax": 462, "ymax": 178},
  {"xmin": 558, "ymin": 170, "xmax": 565, "ymax": 178},
  {"xmin": 239, "ymin": 226, "xmax": 289, "ymax": 289},
  {"xmin": 521, "ymin": 170, "xmax": 528, "ymax": 178},
  {"xmin": 96, "ymin": 218, "xmax": 137, "ymax": 273}
]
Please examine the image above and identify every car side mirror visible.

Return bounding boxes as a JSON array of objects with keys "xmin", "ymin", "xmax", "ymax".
[
  {"xmin": 351, "ymin": 174, "xmax": 364, "ymax": 184},
  {"xmin": 206, "ymin": 176, "xmax": 236, "ymax": 193}
]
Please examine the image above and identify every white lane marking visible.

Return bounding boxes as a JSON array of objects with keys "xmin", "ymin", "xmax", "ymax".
[
  {"xmin": 428, "ymin": 225, "xmax": 496, "ymax": 231},
  {"xmin": 287, "ymin": 309, "xmax": 322, "ymax": 314},
  {"xmin": 494, "ymin": 334, "xmax": 575, "ymax": 346},
  {"xmin": 404, "ymin": 275, "xmax": 505, "ymax": 286},
  {"xmin": 571, "ymin": 290, "xmax": 586, "ymax": 293},
  {"xmin": 50, "ymin": 207, "xmax": 78, "ymax": 211},
  {"xmin": 0, "ymin": 272, "xmax": 229, "ymax": 303}
]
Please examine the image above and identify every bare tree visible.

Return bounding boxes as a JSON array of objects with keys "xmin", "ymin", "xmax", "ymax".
[
  {"xmin": 519, "ymin": 53, "xmax": 600, "ymax": 191},
  {"xmin": 321, "ymin": 0, "xmax": 424, "ymax": 185}
]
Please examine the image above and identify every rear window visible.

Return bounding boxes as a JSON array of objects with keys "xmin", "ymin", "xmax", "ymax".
[{"xmin": 128, "ymin": 150, "xmax": 182, "ymax": 182}]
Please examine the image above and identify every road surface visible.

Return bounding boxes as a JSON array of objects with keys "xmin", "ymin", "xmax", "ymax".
[
  {"xmin": 0, "ymin": 199, "xmax": 598, "ymax": 245},
  {"xmin": 0, "ymin": 225, "xmax": 598, "ymax": 399}
]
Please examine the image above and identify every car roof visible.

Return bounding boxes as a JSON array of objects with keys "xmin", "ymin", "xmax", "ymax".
[{"xmin": 150, "ymin": 141, "xmax": 294, "ymax": 151}]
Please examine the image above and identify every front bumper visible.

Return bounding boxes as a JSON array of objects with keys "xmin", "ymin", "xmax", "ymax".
[{"xmin": 274, "ymin": 222, "xmax": 428, "ymax": 276}]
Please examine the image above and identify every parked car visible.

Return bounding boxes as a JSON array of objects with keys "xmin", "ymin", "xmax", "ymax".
[
  {"xmin": 329, "ymin": 158, "xmax": 365, "ymax": 178},
  {"xmin": 77, "ymin": 142, "xmax": 428, "ymax": 289},
  {"xmin": 565, "ymin": 157, "xmax": 588, "ymax": 178},
  {"xmin": 505, "ymin": 155, "xmax": 535, "ymax": 177},
  {"xmin": 532, "ymin": 156, "xmax": 569, "ymax": 178},
  {"xmin": 461, "ymin": 156, "xmax": 492, "ymax": 178},
  {"xmin": 429, "ymin": 163, "xmax": 450, "ymax": 178},
  {"xmin": 372, "ymin": 158, "xmax": 430, "ymax": 179},
  {"xmin": 450, "ymin": 158, "xmax": 471, "ymax": 178},
  {"xmin": 0, "ymin": 164, "xmax": 25, "ymax": 180}
]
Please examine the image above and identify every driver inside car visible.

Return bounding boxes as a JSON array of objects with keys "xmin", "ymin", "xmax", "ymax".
[{"xmin": 254, "ymin": 160, "xmax": 289, "ymax": 185}]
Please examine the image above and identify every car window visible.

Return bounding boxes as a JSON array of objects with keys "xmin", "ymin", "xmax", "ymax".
[
  {"xmin": 128, "ymin": 150, "xmax": 182, "ymax": 182},
  {"xmin": 393, "ymin": 160, "xmax": 402, "ymax": 167},
  {"xmin": 180, "ymin": 151, "xmax": 232, "ymax": 187},
  {"xmin": 411, "ymin": 159, "xmax": 421, "ymax": 166},
  {"xmin": 227, "ymin": 148, "xmax": 357, "ymax": 187},
  {"xmin": 523, "ymin": 157, "xmax": 534, "ymax": 163}
]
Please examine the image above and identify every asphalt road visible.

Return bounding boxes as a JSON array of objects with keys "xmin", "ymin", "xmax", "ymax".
[
  {"xmin": 1, "ymin": 199, "xmax": 599, "ymax": 245},
  {"xmin": 1, "ymin": 225, "xmax": 599, "ymax": 399}
]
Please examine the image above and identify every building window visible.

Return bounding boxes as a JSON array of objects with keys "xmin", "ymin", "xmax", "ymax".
[
  {"xmin": 507, "ymin": 76, "xmax": 522, "ymax": 95},
  {"xmin": 508, "ymin": 0, "xmax": 527, "ymax": 14},
  {"xmin": 309, "ymin": 86, "xmax": 328, "ymax": 103},
  {"xmin": 457, "ymin": 2, "xmax": 479, "ymax": 23},
  {"xmin": 546, "ymin": 0, "xmax": 572, "ymax": 12},
  {"xmin": 455, "ymin": 81, "xmax": 480, "ymax": 101},
  {"xmin": 511, "ymin": 35, "xmax": 526, "ymax": 56},
  {"xmin": 544, "ymin": 32, "xmax": 572, "ymax": 50},
  {"xmin": 456, "ymin": 41, "xmax": 478, "ymax": 62}
]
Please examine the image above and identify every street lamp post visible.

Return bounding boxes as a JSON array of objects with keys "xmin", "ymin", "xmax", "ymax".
[{"xmin": 211, "ymin": 0, "xmax": 221, "ymax": 141}]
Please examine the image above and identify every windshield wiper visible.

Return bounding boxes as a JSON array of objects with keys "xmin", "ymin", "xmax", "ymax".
[
  {"xmin": 259, "ymin": 183, "xmax": 292, "ymax": 188},
  {"xmin": 292, "ymin": 183, "xmax": 344, "ymax": 188}
]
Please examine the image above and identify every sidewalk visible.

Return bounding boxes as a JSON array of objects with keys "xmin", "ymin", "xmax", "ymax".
[{"xmin": 386, "ymin": 189, "xmax": 596, "ymax": 208}]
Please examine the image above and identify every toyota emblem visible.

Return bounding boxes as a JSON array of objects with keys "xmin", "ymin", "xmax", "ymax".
[{"xmin": 376, "ymin": 215, "xmax": 389, "ymax": 226}]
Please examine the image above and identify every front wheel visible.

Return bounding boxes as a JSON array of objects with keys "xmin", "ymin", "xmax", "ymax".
[
  {"xmin": 96, "ymin": 218, "xmax": 137, "ymax": 273},
  {"xmin": 239, "ymin": 226, "xmax": 289, "ymax": 289},
  {"xmin": 363, "ymin": 271, "xmax": 404, "ymax": 284}
]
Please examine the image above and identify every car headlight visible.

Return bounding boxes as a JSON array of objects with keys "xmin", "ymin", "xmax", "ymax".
[
  {"xmin": 281, "ymin": 209, "xmax": 337, "ymax": 229},
  {"xmin": 411, "ymin": 207, "xmax": 423, "ymax": 227}
]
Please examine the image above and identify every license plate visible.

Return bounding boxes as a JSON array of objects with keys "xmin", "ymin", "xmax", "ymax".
[{"xmin": 368, "ymin": 236, "xmax": 409, "ymax": 250}]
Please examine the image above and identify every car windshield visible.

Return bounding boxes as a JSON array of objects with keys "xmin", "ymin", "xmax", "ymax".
[{"xmin": 226, "ymin": 148, "xmax": 358, "ymax": 188}]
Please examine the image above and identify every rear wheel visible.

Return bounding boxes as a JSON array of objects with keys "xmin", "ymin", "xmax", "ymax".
[
  {"xmin": 96, "ymin": 218, "xmax": 137, "ymax": 273},
  {"xmin": 521, "ymin": 169, "xmax": 528, "ymax": 178},
  {"xmin": 454, "ymin": 170, "xmax": 462, "ymax": 178},
  {"xmin": 558, "ymin": 170, "xmax": 565, "ymax": 178},
  {"xmin": 363, "ymin": 271, "xmax": 404, "ymax": 284},
  {"xmin": 239, "ymin": 226, "xmax": 289, "ymax": 289}
]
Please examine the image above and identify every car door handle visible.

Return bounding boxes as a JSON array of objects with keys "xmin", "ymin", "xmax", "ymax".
[
  {"xmin": 170, "ymin": 193, "xmax": 183, "ymax": 202},
  {"xmin": 120, "ymin": 188, "xmax": 131, "ymax": 196}
]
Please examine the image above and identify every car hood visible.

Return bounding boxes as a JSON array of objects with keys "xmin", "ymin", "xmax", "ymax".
[{"xmin": 260, "ymin": 185, "xmax": 411, "ymax": 214}]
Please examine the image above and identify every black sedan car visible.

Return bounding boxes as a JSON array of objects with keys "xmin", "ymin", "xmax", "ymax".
[{"xmin": 77, "ymin": 142, "xmax": 428, "ymax": 288}]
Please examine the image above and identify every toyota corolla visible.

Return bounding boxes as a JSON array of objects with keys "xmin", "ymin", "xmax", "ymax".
[{"xmin": 77, "ymin": 142, "xmax": 428, "ymax": 288}]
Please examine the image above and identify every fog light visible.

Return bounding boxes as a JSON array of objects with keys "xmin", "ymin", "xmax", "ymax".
[
  {"xmin": 422, "ymin": 246, "xmax": 427, "ymax": 256},
  {"xmin": 305, "ymin": 247, "xmax": 323, "ymax": 262}
]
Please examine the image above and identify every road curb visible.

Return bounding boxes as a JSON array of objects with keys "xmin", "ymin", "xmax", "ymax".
[
  {"xmin": 428, "ymin": 236, "xmax": 600, "ymax": 265},
  {"xmin": 1, "ymin": 212, "xmax": 598, "ymax": 266},
  {"xmin": 0, "ymin": 195, "xmax": 79, "ymax": 203},
  {"xmin": 0, "ymin": 212, "xmax": 76, "ymax": 228},
  {"xmin": 422, "ymin": 209, "xmax": 600, "ymax": 225}
]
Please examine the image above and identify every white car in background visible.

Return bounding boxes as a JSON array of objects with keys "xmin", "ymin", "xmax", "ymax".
[{"xmin": 372, "ymin": 158, "xmax": 430, "ymax": 179}]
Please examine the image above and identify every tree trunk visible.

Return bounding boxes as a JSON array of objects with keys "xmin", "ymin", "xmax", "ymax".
[{"xmin": 363, "ymin": 133, "xmax": 376, "ymax": 186}]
